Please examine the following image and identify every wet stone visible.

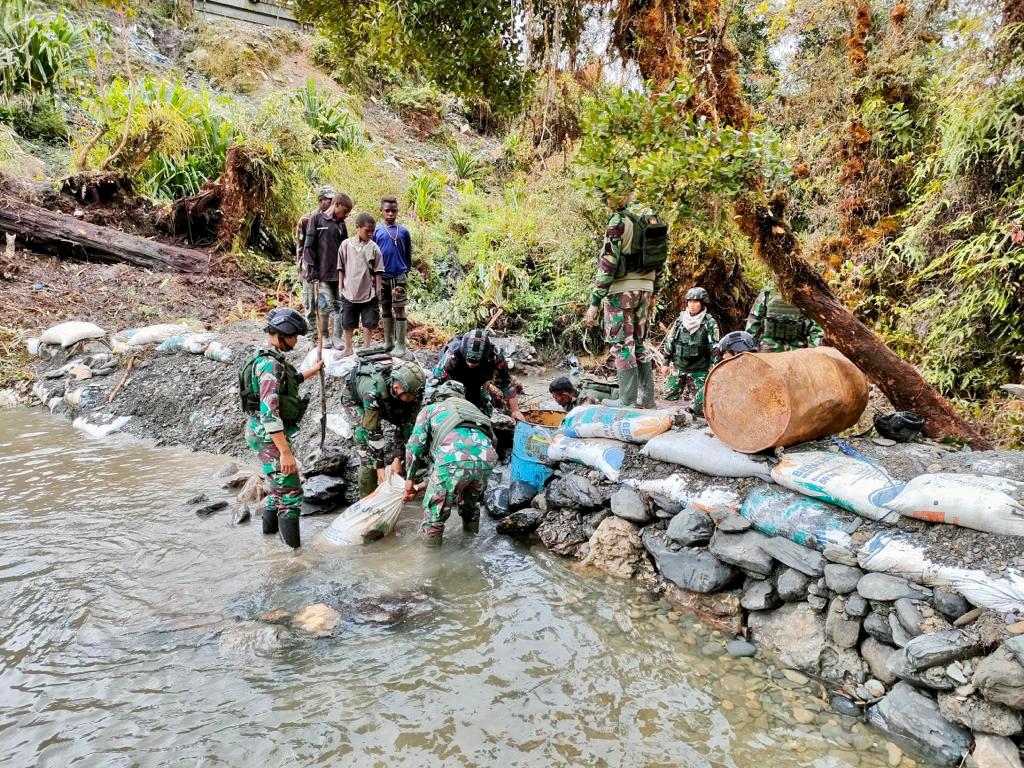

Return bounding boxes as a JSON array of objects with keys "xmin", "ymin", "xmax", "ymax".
[
  {"xmin": 700, "ymin": 642, "xmax": 721, "ymax": 657},
  {"xmin": 642, "ymin": 529, "xmax": 737, "ymax": 593},
  {"xmin": 727, "ymin": 638, "xmax": 757, "ymax": 658},
  {"xmin": 866, "ymin": 681, "xmax": 971, "ymax": 767},
  {"xmin": 830, "ymin": 693, "xmax": 861, "ymax": 717},
  {"xmin": 496, "ymin": 507, "xmax": 543, "ymax": 536},
  {"xmin": 194, "ymin": 499, "xmax": 228, "ymax": 517}
]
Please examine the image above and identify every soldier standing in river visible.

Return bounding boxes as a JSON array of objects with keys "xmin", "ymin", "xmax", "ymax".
[
  {"xmin": 745, "ymin": 283, "xmax": 824, "ymax": 352},
  {"xmin": 341, "ymin": 355, "xmax": 426, "ymax": 498},
  {"xmin": 403, "ymin": 381, "xmax": 497, "ymax": 546},
  {"xmin": 431, "ymin": 329, "xmax": 526, "ymax": 421},
  {"xmin": 238, "ymin": 309, "xmax": 324, "ymax": 549}
]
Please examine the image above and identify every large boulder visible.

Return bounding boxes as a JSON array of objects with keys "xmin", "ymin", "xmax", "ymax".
[
  {"xmin": 748, "ymin": 602, "xmax": 825, "ymax": 673},
  {"xmin": 302, "ymin": 474, "xmax": 347, "ymax": 507},
  {"xmin": 581, "ymin": 516, "xmax": 655, "ymax": 581},
  {"xmin": 709, "ymin": 529, "xmax": 774, "ymax": 577},
  {"xmin": 938, "ymin": 693, "xmax": 1023, "ymax": 737},
  {"xmin": 866, "ymin": 682, "xmax": 971, "ymax": 766},
  {"xmin": 292, "ymin": 603, "xmax": 341, "ymax": 636},
  {"xmin": 974, "ymin": 646, "xmax": 1024, "ymax": 710},
  {"xmin": 642, "ymin": 529, "xmax": 738, "ymax": 593},
  {"xmin": 664, "ymin": 585, "xmax": 743, "ymax": 635}
]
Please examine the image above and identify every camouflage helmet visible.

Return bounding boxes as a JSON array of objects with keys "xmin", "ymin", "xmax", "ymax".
[
  {"xmin": 460, "ymin": 329, "xmax": 490, "ymax": 364},
  {"xmin": 428, "ymin": 380, "xmax": 466, "ymax": 403},
  {"xmin": 317, "ymin": 185, "xmax": 336, "ymax": 201},
  {"xmin": 686, "ymin": 287, "xmax": 710, "ymax": 304},
  {"xmin": 391, "ymin": 362, "xmax": 426, "ymax": 397}
]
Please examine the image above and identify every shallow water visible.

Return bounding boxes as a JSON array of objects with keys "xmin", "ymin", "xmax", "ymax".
[{"xmin": 0, "ymin": 409, "xmax": 924, "ymax": 767}]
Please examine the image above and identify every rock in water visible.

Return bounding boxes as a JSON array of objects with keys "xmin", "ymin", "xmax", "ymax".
[
  {"xmin": 231, "ymin": 503, "xmax": 251, "ymax": 525},
  {"xmin": 727, "ymin": 638, "xmax": 757, "ymax": 657},
  {"xmin": 194, "ymin": 500, "xmax": 228, "ymax": 517},
  {"xmin": 292, "ymin": 603, "xmax": 341, "ymax": 636},
  {"xmin": 972, "ymin": 735, "xmax": 1024, "ymax": 768},
  {"xmin": 667, "ymin": 507, "xmax": 713, "ymax": 546},
  {"xmin": 866, "ymin": 682, "xmax": 970, "ymax": 766},
  {"xmin": 496, "ymin": 508, "xmax": 543, "ymax": 536},
  {"xmin": 642, "ymin": 529, "xmax": 737, "ymax": 593},
  {"xmin": 748, "ymin": 602, "xmax": 826, "ymax": 674},
  {"xmin": 219, "ymin": 621, "xmax": 288, "ymax": 658},
  {"xmin": 609, "ymin": 486, "xmax": 650, "ymax": 524},
  {"xmin": 302, "ymin": 474, "xmax": 347, "ymax": 506},
  {"xmin": 973, "ymin": 646, "xmax": 1024, "ymax": 710},
  {"xmin": 938, "ymin": 693, "xmax": 1023, "ymax": 737},
  {"xmin": 236, "ymin": 474, "xmax": 264, "ymax": 504},
  {"xmin": 581, "ymin": 516, "xmax": 654, "ymax": 581}
]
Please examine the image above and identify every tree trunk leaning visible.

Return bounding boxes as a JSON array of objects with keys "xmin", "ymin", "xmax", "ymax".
[{"xmin": 735, "ymin": 195, "xmax": 992, "ymax": 450}]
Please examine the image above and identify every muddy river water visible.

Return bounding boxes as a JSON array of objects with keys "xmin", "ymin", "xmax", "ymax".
[{"xmin": 0, "ymin": 409, "xmax": 927, "ymax": 767}]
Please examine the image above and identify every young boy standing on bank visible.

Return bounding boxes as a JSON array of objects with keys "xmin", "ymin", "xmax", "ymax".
[
  {"xmin": 337, "ymin": 212, "xmax": 385, "ymax": 356},
  {"xmin": 373, "ymin": 196, "xmax": 413, "ymax": 357}
]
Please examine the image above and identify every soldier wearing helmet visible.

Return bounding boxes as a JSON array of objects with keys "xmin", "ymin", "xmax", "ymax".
[
  {"xmin": 745, "ymin": 283, "xmax": 824, "ymax": 352},
  {"xmin": 431, "ymin": 329, "xmax": 525, "ymax": 422},
  {"xmin": 342, "ymin": 353, "xmax": 427, "ymax": 497},
  {"xmin": 717, "ymin": 330, "xmax": 757, "ymax": 360},
  {"xmin": 238, "ymin": 308, "xmax": 325, "ymax": 548},
  {"xmin": 663, "ymin": 287, "xmax": 720, "ymax": 416},
  {"xmin": 403, "ymin": 378, "xmax": 497, "ymax": 546}
]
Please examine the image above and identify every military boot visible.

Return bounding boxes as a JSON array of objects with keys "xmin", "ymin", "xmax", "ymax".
[
  {"xmin": 382, "ymin": 317, "xmax": 395, "ymax": 352},
  {"xmin": 357, "ymin": 466, "xmax": 378, "ymax": 498},
  {"xmin": 461, "ymin": 514, "xmax": 480, "ymax": 534},
  {"xmin": 615, "ymin": 366, "xmax": 639, "ymax": 408},
  {"xmin": 637, "ymin": 361, "xmax": 656, "ymax": 409},
  {"xmin": 392, "ymin": 319, "xmax": 409, "ymax": 358},
  {"xmin": 278, "ymin": 514, "xmax": 301, "ymax": 549},
  {"xmin": 262, "ymin": 505, "xmax": 279, "ymax": 535}
]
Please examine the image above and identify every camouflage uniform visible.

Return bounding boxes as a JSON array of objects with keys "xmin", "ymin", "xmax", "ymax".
[
  {"xmin": 590, "ymin": 208, "xmax": 656, "ymax": 371},
  {"xmin": 405, "ymin": 402, "xmax": 498, "ymax": 541},
  {"xmin": 663, "ymin": 312, "xmax": 720, "ymax": 409},
  {"xmin": 431, "ymin": 338, "xmax": 516, "ymax": 415},
  {"xmin": 244, "ymin": 353, "xmax": 303, "ymax": 523},
  {"xmin": 745, "ymin": 286, "xmax": 824, "ymax": 352}
]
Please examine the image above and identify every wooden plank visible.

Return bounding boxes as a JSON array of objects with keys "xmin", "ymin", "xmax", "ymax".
[{"xmin": 197, "ymin": 0, "xmax": 301, "ymax": 29}]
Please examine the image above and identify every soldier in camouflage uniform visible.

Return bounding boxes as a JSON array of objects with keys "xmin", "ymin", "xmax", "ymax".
[
  {"xmin": 403, "ymin": 381, "xmax": 497, "ymax": 546},
  {"xmin": 583, "ymin": 194, "xmax": 664, "ymax": 409},
  {"xmin": 239, "ymin": 308, "xmax": 324, "ymax": 549},
  {"xmin": 341, "ymin": 356, "xmax": 426, "ymax": 498},
  {"xmin": 431, "ymin": 329, "xmax": 525, "ymax": 421},
  {"xmin": 663, "ymin": 287, "xmax": 720, "ymax": 415},
  {"xmin": 745, "ymin": 284, "xmax": 824, "ymax": 352}
]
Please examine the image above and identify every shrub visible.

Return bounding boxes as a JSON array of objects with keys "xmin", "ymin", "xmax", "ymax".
[
  {"xmin": 447, "ymin": 145, "xmax": 482, "ymax": 182},
  {"xmin": 291, "ymin": 78, "xmax": 363, "ymax": 152},
  {"xmin": 0, "ymin": 1, "xmax": 94, "ymax": 100},
  {"xmin": 405, "ymin": 169, "xmax": 446, "ymax": 222}
]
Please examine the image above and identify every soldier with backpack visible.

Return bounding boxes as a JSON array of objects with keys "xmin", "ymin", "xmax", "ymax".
[
  {"xmin": 745, "ymin": 283, "xmax": 824, "ymax": 352},
  {"xmin": 663, "ymin": 287, "xmax": 720, "ymax": 415},
  {"xmin": 583, "ymin": 193, "xmax": 668, "ymax": 409},
  {"xmin": 238, "ymin": 308, "xmax": 324, "ymax": 549},
  {"xmin": 341, "ymin": 349, "xmax": 426, "ymax": 498},
  {"xmin": 402, "ymin": 380, "xmax": 498, "ymax": 546}
]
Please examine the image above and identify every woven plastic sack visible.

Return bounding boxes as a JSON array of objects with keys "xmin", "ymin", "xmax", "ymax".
[
  {"xmin": 560, "ymin": 404, "xmax": 671, "ymax": 444},
  {"xmin": 740, "ymin": 486, "xmax": 856, "ymax": 551},
  {"xmin": 124, "ymin": 323, "xmax": 189, "ymax": 347},
  {"xmin": 38, "ymin": 321, "xmax": 105, "ymax": 348},
  {"xmin": 548, "ymin": 434, "xmax": 625, "ymax": 482},
  {"xmin": 887, "ymin": 473, "xmax": 1024, "ymax": 536},
  {"xmin": 316, "ymin": 470, "xmax": 405, "ymax": 546},
  {"xmin": 772, "ymin": 450, "xmax": 903, "ymax": 522},
  {"xmin": 642, "ymin": 428, "xmax": 773, "ymax": 481}
]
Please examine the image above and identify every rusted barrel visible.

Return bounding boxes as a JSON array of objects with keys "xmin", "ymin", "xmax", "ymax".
[{"xmin": 704, "ymin": 347, "xmax": 868, "ymax": 453}]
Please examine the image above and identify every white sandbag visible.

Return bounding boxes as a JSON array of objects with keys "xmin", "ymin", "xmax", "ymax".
[
  {"xmin": 772, "ymin": 450, "xmax": 902, "ymax": 523},
  {"xmin": 629, "ymin": 473, "xmax": 741, "ymax": 512},
  {"xmin": 183, "ymin": 333, "xmax": 215, "ymax": 354},
  {"xmin": 641, "ymin": 428, "xmax": 774, "ymax": 481},
  {"xmin": 315, "ymin": 470, "xmax": 405, "ymax": 547},
  {"xmin": 859, "ymin": 530, "xmax": 1024, "ymax": 613},
  {"xmin": 548, "ymin": 434, "xmax": 625, "ymax": 482},
  {"xmin": 73, "ymin": 415, "xmax": 131, "ymax": 438},
  {"xmin": 204, "ymin": 341, "xmax": 233, "ymax": 362},
  {"xmin": 26, "ymin": 338, "xmax": 39, "ymax": 356},
  {"xmin": 300, "ymin": 348, "xmax": 358, "ymax": 379},
  {"xmin": 124, "ymin": 323, "xmax": 189, "ymax": 347},
  {"xmin": 38, "ymin": 321, "xmax": 105, "ymax": 348},
  {"xmin": 561, "ymin": 404, "xmax": 672, "ymax": 443},
  {"xmin": 886, "ymin": 473, "xmax": 1024, "ymax": 536}
]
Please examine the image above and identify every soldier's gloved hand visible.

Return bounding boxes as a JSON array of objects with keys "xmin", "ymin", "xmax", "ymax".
[{"xmin": 584, "ymin": 305, "xmax": 599, "ymax": 327}]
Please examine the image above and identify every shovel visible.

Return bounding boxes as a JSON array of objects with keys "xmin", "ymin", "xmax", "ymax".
[{"xmin": 314, "ymin": 281, "xmax": 327, "ymax": 449}]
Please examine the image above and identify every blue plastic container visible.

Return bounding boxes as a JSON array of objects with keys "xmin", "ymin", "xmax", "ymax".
[{"xmin": 510, "ymin": 419, "xmax": 558, "ymax": 494}]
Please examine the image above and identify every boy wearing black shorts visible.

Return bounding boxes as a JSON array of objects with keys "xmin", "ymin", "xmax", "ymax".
[{"xmin": 337, "ymin": 212, "xmax": 385, "ymax": 356}]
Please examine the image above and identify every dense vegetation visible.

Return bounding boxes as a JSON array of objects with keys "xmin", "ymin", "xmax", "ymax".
[{"xmin": 1, "ymin": 0, "xmax": 1021, "ymax": 443}]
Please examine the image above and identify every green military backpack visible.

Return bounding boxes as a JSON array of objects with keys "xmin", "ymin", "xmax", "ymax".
[
  {"xmin": 238, "ymin": 348, "xmax": 309, "ymax": 428},
  {"xmin": 346, "ymin": 348, "xmax": 394, "ymax": 404},
  {"xmin": 616, "ymin": 207, "xmax": 669, "ymax": 277}
]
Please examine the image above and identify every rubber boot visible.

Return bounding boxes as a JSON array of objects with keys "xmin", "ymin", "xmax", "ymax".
[
  {"xmin": 357, "ymin": 466, "xmax": 378, "ymax": 499},
  {"xmin": 392, "ymin": 319, "xmax": 409, "ymax": 358},
  {"xmin": 462, "ymin": 518, "xmax": 480, "ymax": 534},
  {"xmin": 382, "ymin": 317, "xmax": 395, "ymax": 353},
  {"xmin": 279, "ymin": 514, "xmax": 301, "ymax": 549},
  {"xmin": 423, "ymin": 534, "xmax": 443, "ymax": 548},
  {"xmin": 262, "ymin": 505, "xmax": 279, "ymax": 535},
  {"xmin": 637, "ymin": 360, "xmax": 656, "ymax": 409},
  {"xmin": 616, "ymin": 366, "xmax": 639, "ymax": 408}
]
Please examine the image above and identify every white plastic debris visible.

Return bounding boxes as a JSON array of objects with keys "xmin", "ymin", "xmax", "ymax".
[
  {"xmin": 73, "ymin": 416, "xmax": 131, "ymax": 438},
  {"xmin": 38, "ymin": 321, "xmax": 106, "ymax": 348}
]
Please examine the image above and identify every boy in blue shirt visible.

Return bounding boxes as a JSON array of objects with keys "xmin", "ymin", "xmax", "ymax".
[{"xmin": 373, "ymin": 195, "xmax": 413, "ymax": 357}]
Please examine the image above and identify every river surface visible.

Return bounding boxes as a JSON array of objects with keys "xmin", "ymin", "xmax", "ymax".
[{"xmin": 0, "ymin": 409, "xmax": 923, "ymax": 767}]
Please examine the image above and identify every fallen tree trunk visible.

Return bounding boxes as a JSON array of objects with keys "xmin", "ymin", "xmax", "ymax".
[
  {"xmin": 736, "ymin": 195, "xmax": 993, "ymax": 449},
  {"xmin": 0, "ymin": 195, "xmax": 210, "ymax": 274}
]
